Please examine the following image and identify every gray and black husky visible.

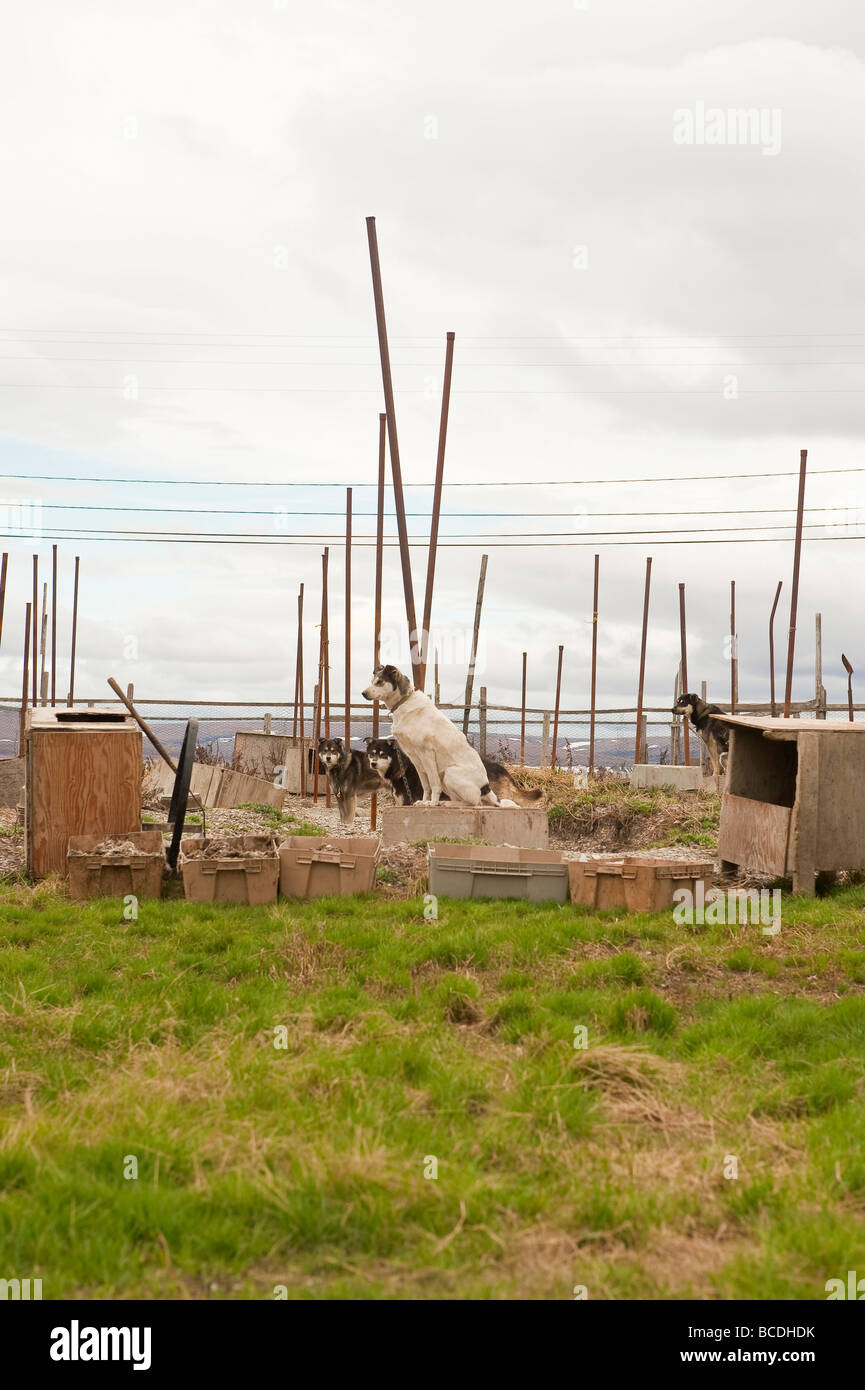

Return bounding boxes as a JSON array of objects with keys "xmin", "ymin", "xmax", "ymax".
[
  {"xmin": 316, "ymin": 737, "xmax": 383, "ymax": 826},
  {"xmin": 672, "ymin": 693, "xmax": 729, "ymax": 784},
  {"xmin": 365, "ymin": 735, "xmax": 543, "ymax": 808}
]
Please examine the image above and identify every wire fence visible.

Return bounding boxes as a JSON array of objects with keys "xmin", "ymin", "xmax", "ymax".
[{"xmin": 2, "ymin": 694, "xmax": 857, "ymax": 768}]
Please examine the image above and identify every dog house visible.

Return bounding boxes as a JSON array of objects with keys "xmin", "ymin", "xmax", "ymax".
[{"xmin": 716, "ymin": 716, "xmax": 865, "ymax": 893}]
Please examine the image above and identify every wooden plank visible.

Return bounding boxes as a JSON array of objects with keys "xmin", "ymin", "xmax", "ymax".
[
  {"xmin": 26, "ymin": 722, "xmax": 141, "ymax": 877},
  {"xmin": 717, "ymin": 793, "xmax": 791, "ymax": 876},
  {"xmin": 789, "ymin": 733, "xmax": 819, "ymax": 892},
  {"xmin": 215, "ymin": 768, "xmax": 286, "ymax": 811}
]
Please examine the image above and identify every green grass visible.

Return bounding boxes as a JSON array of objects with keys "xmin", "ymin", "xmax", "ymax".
[{"xmin": 0, "ymin": 879, "xmax": 863, "ymax": 1300}]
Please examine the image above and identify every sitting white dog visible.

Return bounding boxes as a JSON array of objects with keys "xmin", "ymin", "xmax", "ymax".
[{"xmin": 362, "ymin": 664, "xmax": 499, "ymax": 808}]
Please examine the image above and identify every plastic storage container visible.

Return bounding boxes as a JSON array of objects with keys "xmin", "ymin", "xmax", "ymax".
[
  {"xmin": 67, "ymin": 830, "xmax": 165, "ymax": 900},
  {"xmin": 427, "ymin": 843, "xmax": 568, "ymax": 902},
  {"xmin": 279, "ymin": 836, "xmax": 381, "ymax": 899},
  {"xmin": 180, "ymin": 834, "xmax": 279, "ymax": 904},
  {"xmin": 568, "ymin": 856, "xmax": 714, "ymax": 912}
]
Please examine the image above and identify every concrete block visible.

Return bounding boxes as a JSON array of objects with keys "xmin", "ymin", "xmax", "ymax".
[
  {"xmin": 630, "ymin": 763, "xmax": 703, "ymax": 793},
  {"xmin": 380, "ymin": 803, "xmax": 549, "ymax": 848}
]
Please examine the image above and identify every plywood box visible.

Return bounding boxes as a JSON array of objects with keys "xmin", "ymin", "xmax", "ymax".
[
  {"xmin": 232, "ymin": 732, "xmax": 312, "ymax": 794},
  {"xmin": 25, "ymin": 707, "xmax": 142, "ymax": 878}
]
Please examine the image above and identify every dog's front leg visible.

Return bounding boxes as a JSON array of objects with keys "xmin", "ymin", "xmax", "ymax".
[{"xmin": 422, "ymin": 752, "xmax": 443, "ymax": 807}]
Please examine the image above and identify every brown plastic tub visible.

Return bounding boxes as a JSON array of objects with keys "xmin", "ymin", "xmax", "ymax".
[
  {"xmin": 180, "ymin": 834, "xmax": 279, "ymax": 905},
  {"xmin": 67, "ymin": 830, "xmax": 165, "ymax": 900},
  {"xmin": 279, "ymin": 836, "xmax": 381, "ymax": 899},
  {"xmin": 568, "ymin": 856, "xmax": 714, "ymax": 913}
]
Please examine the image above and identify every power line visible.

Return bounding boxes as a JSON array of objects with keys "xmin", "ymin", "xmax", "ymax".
[
  {"xmin": 10, "ymin": 502, "xmax": 854, "ymax": 520},
  {"xmin": 0, "ymin": 467, "xmax": 861, "ymax": 488},
  {"xmin": 2, "ymin": 531, "xmax": 863, "ymax": 549},
  {"xmin": 0, "ymin": 521, "xmax": 851, "ymax": 541},
  {"xmin": 2, "ymin": 356, "xmax": 863, "ymax": 366}
]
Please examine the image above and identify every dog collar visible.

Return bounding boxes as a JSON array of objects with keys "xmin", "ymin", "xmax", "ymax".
[{"xmin": 390, "ymin": 690, "xmax": 413, "ymax": 711}]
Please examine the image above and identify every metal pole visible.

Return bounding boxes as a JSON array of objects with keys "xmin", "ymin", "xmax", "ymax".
[
  {"xmin": 589, "ymin": 554, "xmax": 599, "ymax": 777},
  {"xmin": 51, "ymin": 544, "xmax": 57, "ymax": 706},
  {"xmin": 434, "ymin": 649, "xmax": 440, "ymax": 705},
  {"xmin": 68, "ymin": 556, "xmax": 79, "ymax": 707},
  {"xmin": 634, "ymin": 557, "xmax": 652, "ymax": 764},
  {"xmin": 31, "ymin": 554, "xmax": 38, "ymax": 705},
  {"xmin": 0, "ymin": 552, "xmax": 8, "ymax": 652},
  {"xmin": 39, "ymin": 582, "xmax": 47, "ymax": 700},
  {"xmin": 551, "ymin": 645, "xmax": 564, "ymax": 771},
  {"xmin": 479, "ymin": 685, "xmax": 488, "ymax": 759},
  {"xmin": 730, "ymin": 580, "xmax": 738, "ymax": 715},
  {"xmin": 520, "ymin": 651, "xmax": 527, "ymax": 766},
  {"xmin": 345, "ymin": 487, "xmax": 352, "ymax": 744},
  {"xmin": 418, "ymin": 330, "xmax": 455, "ymax": 691},
  {"xmin": 678, "ymin": 581, "xmax": 690, "ymax": 764},
  {"xmin": 371, "ymin": 413, "xmax": 385, "ymax": 830},
  {"xmin": 297, "ymin": 583, "xmax": 306, "ymax": 796},
  {"xmin": 783, "ymin": 449, "xmax": 808, "ymax": 718},
  {"xmin": 768, "ymin": 580, "xmax": 782, "ymax": 716},
  {"xmin": 842, "ymin": 654, "xmax": 854, "ymax": 722},
  {"xmin": 322, "ymin": 546, "xmax": 331, "ymax": 807},
  {"xmin": 20, "ymin": 603, "xmax": 31, "ymax": 753},
  {"xmin": 365, "ymin": 216, "xmax": 420, "ymax": 685},
  {"xmin": 462, "ymin": 553, "xmax": 488, "ymax": 737},
  {"xmin": 312, "ymin": 679, "xmax": 322, "ymax": 803}
]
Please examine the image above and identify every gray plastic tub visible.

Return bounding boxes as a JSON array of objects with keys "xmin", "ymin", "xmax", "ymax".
[{"xmin": 427, "ymin": 843, "xmax": 569, "ymax": 902}]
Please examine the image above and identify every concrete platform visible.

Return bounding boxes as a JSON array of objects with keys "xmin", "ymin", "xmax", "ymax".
[
  {"xmin": 381, "ymin": 803, "xmax": 549, "ymax": 848},
  {"xmin": 630, "ymin": 763, "xmax": 703, "ymax": 792}
]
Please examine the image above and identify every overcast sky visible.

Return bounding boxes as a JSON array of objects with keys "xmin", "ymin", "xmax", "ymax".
[{"xmin": 0, "ymin": 0, "xmax": 863, "ymax": 722}]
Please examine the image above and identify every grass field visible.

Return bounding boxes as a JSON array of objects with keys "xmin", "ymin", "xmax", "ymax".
[{"xmin": 1, "ymin": 872, "xmax": 864, "ymax": 1299}]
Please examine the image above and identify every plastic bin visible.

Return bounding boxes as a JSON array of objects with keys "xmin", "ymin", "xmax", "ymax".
[
  {"xmin": 279, "ymin": 836, "xmax": 381, "ymax": 899},
  {"xmin": 568, "ymin": 856, "xmax": 714, "ymax": 912},
  {"xmin": 180, "ymin": 834, "xmax": 279, "ymax": 904},
  {"xmin": 427, "ymin": 843, "xmax": 568, "ymax": 902},
  {"xmin": 67, "ymin": 830, "xmax": 165, "ymax": 900}
]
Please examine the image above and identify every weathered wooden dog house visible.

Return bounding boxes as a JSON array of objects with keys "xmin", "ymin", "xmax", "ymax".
[
  {"xmin": 25, "ymin": 707, "xmax": 142, "ymax": 878},
  {"xmin": 716, "ymin": 715, "xmax": 865, "ymax": 894}
]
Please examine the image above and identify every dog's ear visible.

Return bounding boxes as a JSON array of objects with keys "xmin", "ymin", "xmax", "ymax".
[
  {"xmin": 363, "ymin": 736, "xmax": 373, "ymax": 745},
  {"xmin": 317, "ymin": 736, "xmax": 327, "ymax": 748}
]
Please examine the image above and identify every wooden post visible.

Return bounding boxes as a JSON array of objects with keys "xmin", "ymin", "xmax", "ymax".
[
  {"xmin": 551, "ymin": 645, "xmax": 564, "ymax": 770},
  {"xmin": 365, "ymin": 217, "xmax": 421, "ymax": 685},
  {"xmin": 783, "ymin": 449, "xmax": 808, "ymax": 717},
  {"xmin": 678, "ymin": 582, "xmax": 690, "ymax": 764},
  {"xmin": 345, "ymin": 487, "xmax": 352, "ymax": 744},
  {"xmin": 20, "ymin": 603, "xmax": 31, "ymax": 753},
  {"xmin": 31, "ymin": 554, "xmax": 38, "ymax": 705},
  {"xmin": 51, "ymin": 544, "xmax": 57, "ymax": 707},
  {"xmin": 634, "ymin": 557, "xmax": 652, "ymax": 765},
  {"xmin": 730, "ymin": 580, "xmax": 738, "ymax": 715},
  {"xmin": 263, "ymin": 711, "xmax": 272, "ymax": 735},
  {"xmin": 589, "ymin": 554, "xmax": 599, "ymax": 777},
  {"xmin": 520, "ymin": 651, "xmax": 527, "ymax": 766},
  {"xmin": 418, "ymin": 331, "xmax": 455, "ymax": 691},
  {"xmin": 479, "ymin": 686, "xmax": 488, "ymax": 759},
  {"xmin": 370, "ymin": 414, "xmax": 385, "ymax": 830},
  {"xmin": 462, "ymin": 553, "xmax": 488, "ymax": 736},
  {"xmin": 768, "ymin": 580, "xmax": 782, "ymax": 717},
  {"xmin": 815, "ymin": 614, "xmax": 827, "ymax": 718},
  {"xmin": 312, "ymin": 679, "xmax": 322, "ymax": 803},
  {"xmin": 541, "ymin": 712, "xmax": 550, "ymax": 769},
  {"xmin": 68, "ymin": 556, "xmax": 79, "ymax": 707}
]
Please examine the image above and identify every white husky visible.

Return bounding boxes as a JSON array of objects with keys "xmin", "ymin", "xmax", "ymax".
[{"xmin": 361, "ymin": 664, "xmax": 500, "ymax": 808}]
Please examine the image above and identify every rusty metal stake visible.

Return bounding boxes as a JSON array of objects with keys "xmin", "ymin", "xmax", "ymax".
[
  {"xmin": 418, "ymin": 330, "xmax": 455, "ymax": 691},
  {"xmin": 322, "ymin": 546, "xmax": 331, "ymax": 807},
  {"xmin": 0, "ymin": 552, "xmax": 7, "ymax": 652},
  {"xmin": 520, "ymin": 651, "xmax": 527, "ymax": 766},
  {"xmin": 365, "ymin": 216, "xmax": 420, "ymax": 685},
  {"xmin": 589, "ymin": 554, "xmax": 599, "ymax": 777},
  {"xmin": 345, "ymin": 488, "xmax": 352, "ymax": 745},
  {"xmin": 634, "ymin": 557, "xmax": 652, "ymax": 765},
  {"xmin": 679, "ymin": 581, "xmax": 690, "ymax": 764},
  {"xmin": 20, "ymin": 602, "xmax": 31, "ymax": 753},
  {"xmin": 783, "ymin": 449, "xmax": 808, "ymax": 717},
  {"xmin": 842, "ymin": 653, "xmax": 854, "ymax": 723},
  {"xmin": 730, "ymin": 579, "xmax": 738, "ymax": 714},
  {"xmin": 51, "ymin": 544, "xmax": 57, "ymax": 706},
  {"xmin": 31, "ymin": 554, "xmax": 37, "ymax": 705},
  {"xmin": 371, "ymin": 414, "xmax": 386, "ymax": 830},
  {"xmin": 768, "ymin": 580, "xmax": 782, "ymax": 716}
]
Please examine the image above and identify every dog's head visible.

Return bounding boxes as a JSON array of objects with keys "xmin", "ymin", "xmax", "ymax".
[
  {"xmin": 364, "ymin": 736, "xmax": 397, "ymax": 776},
  {"xmin": 317, "ymin": 736, "xmax": 345, "ymax": 769},
  {"xmin": 362, "ymin": 664, "xmax": 411, "ymax": 703},
  {"xmin": 673, "ymin": 693, "xmax": 698, "ymax": 719}
]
